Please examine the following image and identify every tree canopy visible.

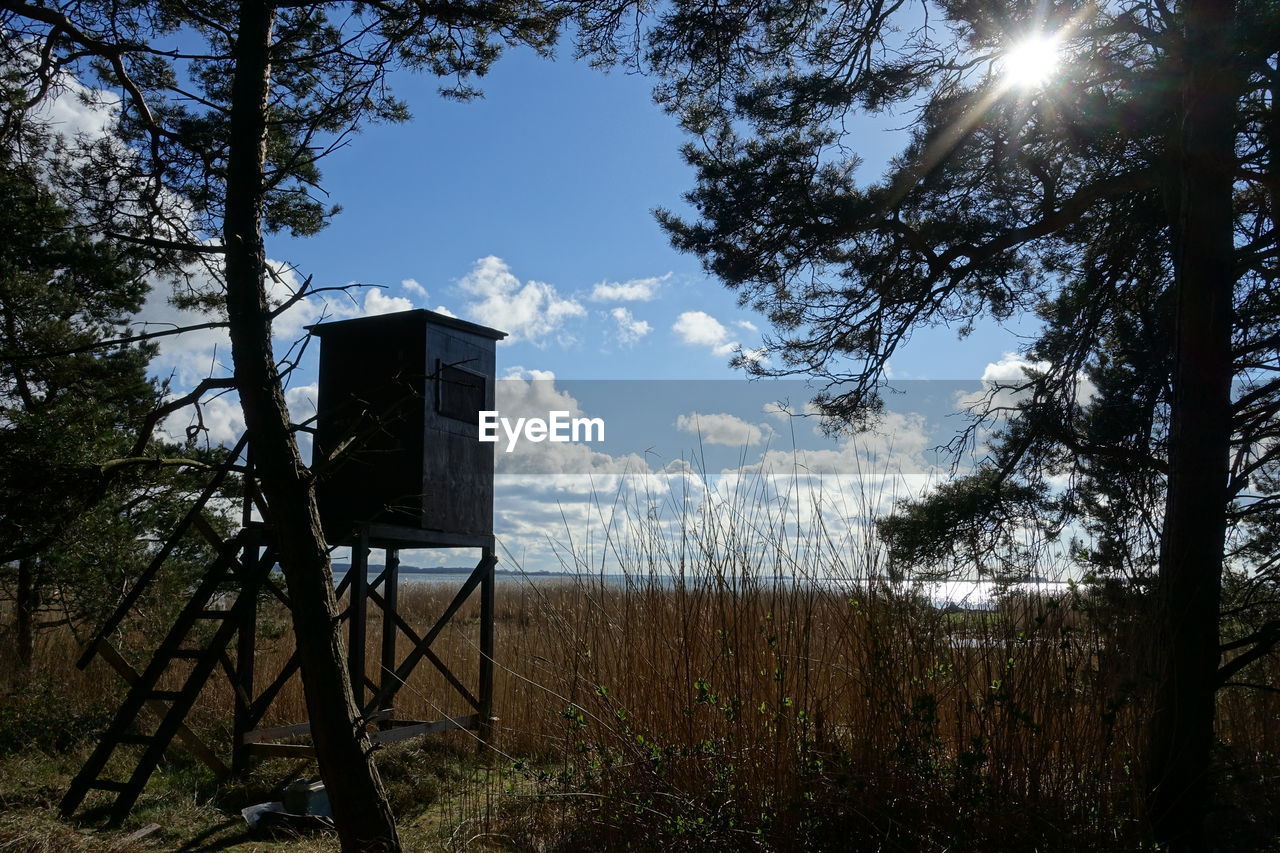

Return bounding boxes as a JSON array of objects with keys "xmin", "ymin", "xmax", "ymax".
[
  {"xmin": 648, "ymin": 0, "xmax": 1276, "ymax": 846},
  {"xmin": 0, "ymin": 1, "xmax": 645, "ymax": 847},
  {"xmin": 0, "ymin": 143, "xmax": 155, "ymax": 559},
  {"xmin": 0, "ymin": 112, "xmax": 240, "ymax": 682}
]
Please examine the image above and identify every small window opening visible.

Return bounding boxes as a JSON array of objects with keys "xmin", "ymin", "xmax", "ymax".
[{"xmin": 436, "ymin": 361, "xmax": 486, "ymax": 423}]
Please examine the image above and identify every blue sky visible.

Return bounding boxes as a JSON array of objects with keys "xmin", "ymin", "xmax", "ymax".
[
  {"xmin": 263, "ymin": 45, "xmax": 1036, "ymax": 385},
  {"xmin": 50, "ymin": 41, "xmax": 1059, "ymax": 578},
  {"xmin": 261, "ymin": 46, "xmax": 1054, "ymax": 577}
]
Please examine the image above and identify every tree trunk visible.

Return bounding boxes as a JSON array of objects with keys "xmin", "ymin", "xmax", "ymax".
[
  {"xmin": 222, "ymin": 2, "xmax": 400, "ymax": 849},
  {"xmin": 15, "ymin": 556, "xmax": 34, "ymax": 678},
  {"xmin": 1146, "ymin": 0, "xmax": 1237, "ymax": 848}
]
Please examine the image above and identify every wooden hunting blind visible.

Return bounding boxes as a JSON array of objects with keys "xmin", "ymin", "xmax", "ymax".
[
  {"xmin": 310, "ymin": 308, "xmax": 506, "ymax": 546},
  {"xmin": 60, "ymin": 309, "xmax": 508, "ymax": 827}
]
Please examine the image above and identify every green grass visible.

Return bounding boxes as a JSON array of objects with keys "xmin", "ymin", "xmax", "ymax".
[{"xmin": 0, "ymin": 738, "xmax": 506, "ymax": 852}]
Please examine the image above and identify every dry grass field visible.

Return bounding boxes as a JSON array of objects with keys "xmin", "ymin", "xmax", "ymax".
[{"xmin": 2, "ymin": 487, "xmax": 1279, "ymax": 850}]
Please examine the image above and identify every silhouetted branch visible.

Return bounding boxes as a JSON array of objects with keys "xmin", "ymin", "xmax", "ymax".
[
  {"xmin": 1218, "ymin": 619, "xmax": 1280, "ymax": 684},
  {"xmin": 8, "ymin": 320, "xmax": 231, "ymax": 361}
]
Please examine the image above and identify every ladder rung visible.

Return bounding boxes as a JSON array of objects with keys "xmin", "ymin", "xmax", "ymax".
[
  {"xmin": 144, "ymin": 690, "xmax": 183, "ymax": 701},
  {"xmin": 194, "ymin": 610, "xmax": 228, "ymax": 619},
  {"xmin": 89, "ymin": 780, "xmax": 131, "ymax": 793},
  {"xmin": 117, "ymin": 734, "xmax": 156, "ymax": 745}
]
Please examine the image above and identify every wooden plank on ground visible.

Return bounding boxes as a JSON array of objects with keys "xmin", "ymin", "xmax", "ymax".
[
  {"xmin": 111, "ymin": 822, "xmax": 161, "ymax": 849},
  {"xmin": 242, "ymin": 710, "xmax": 391, "ymax": 744},
  {"xmin": 246, "ymin": 743, "xmax": 316, "ymax": 759},
  {"xmin": 372, "ymin": 714, "xmax": 478, "ymax": 745},
  {"xmin": 241, "ymin": 721, "xmax": 312, "ymax": 744}
]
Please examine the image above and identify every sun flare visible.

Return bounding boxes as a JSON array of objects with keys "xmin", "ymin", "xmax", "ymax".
[{"xmin": 1002, "ymin": 34, "xmax": 1063, "ymax": 90}]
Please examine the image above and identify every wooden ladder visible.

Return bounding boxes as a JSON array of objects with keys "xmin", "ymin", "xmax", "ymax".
[{"xmin": 60, "ymin": 529, "xmax": 273, "ymax": 825}]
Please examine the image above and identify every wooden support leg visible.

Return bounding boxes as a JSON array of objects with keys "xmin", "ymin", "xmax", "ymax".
[
  {"xmin": 367, "ymin": 553, "xmax": 492, "ymax": 711},
  {"xmin": 378, "ymin": 548, "xmax": 399, "ymax": 719},
  {"xmin": 348, "ymin": 529, "xmax": 369, "ymax": 708},
  {"xmin": 478, "ymin": 547, "xmax": 495, "ymax": 751}
]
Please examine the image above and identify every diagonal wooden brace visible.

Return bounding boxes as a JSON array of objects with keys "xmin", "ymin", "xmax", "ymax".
[
  {"xmin": 367, "ymin": 587, "xmax": 480, "ymax": 712},
  {"xmin": 367, "ymin": 552, "xmax": 495, "ymax": 711}
]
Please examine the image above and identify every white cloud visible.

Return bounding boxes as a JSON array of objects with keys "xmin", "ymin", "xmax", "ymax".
[
  {"xmin": 956, "ymin": 352, "xmax": 1096, "ymax": 414},
  {"xmin": 854, "ymin": 410, "xmax": 935, "ymax": 475},
  {"xmin": 199, "ymin": 395, "xmax": 246, "ymax": 445},
  {"xmin": 415, "ymin": 372, "xmax": 948, "ymax": 575},
  {"xmin": 675, "ymin": 412, "xmax": 774, "ymax": 447},
  {"xmin": 285, "ymin": 382, "xmax": 319, "ymax": 462},
  {"xmin": 360, "ymin": 288, "xmax": 414, "ymax": 317},
  {"xmin": 727, "ymin": 410, "xmax": 942, "ymax": 521},
  {"xmin": 268, "ymin": 268, "xmax": 414, "ymax": 339},
  {"xmin": 159, "ymin": 391, "xmax": 245, "ymax": 448},
  {"xmin": 491, "ymin": 371, "xmax": 662, "ymax": 484},
  {"xmin": 488, "ymin": 423, "xmax": 946, "ymax": 575},
  {"xmin": 18, "ymin": 60, "xmax": 120, "ymax": 144},
  {"xmin": 673, "ymin": 310, "xmax": 727, "ymax": 348},
  {"xmin": 763, "ymin": 401, "xmax": 794, "ymax": 422},
  {"xmin": 982, "ymin": 353, "xmax": 1049, "ymax": 385},
  {"xmin": 954, "ymin": 353, "xmax": 1045, "ymax": 415},
  {"xmin": 491, "ymin": 455, "xmax": 709, "ymax": 572},
  {"xmin": 285, "ymin": 382, "xmax": 319, "ymax": 426},
  {"xmin": 609, "ymin": 307, "xmax": 651, "ymax": 344},
  {"xmin": 40, "ymin": 85, "xmax": 118, "ymax": 142},
  {"xmin": 735, "ymin": 319, "xmax": 758, "ymax": 332},
  {"xmin": 266, "ymin": 262, "xmax": 322, "ymax": 340},
  {"xmin": 670, "ymin": 311, "xmax": 766, "ymax": 362},
  {"xmin": 589, "ymin": 274, "xmax": 668, "ymax": 302},
  {"xmin": 501, "ymin": 366, "xmax": 557, "ymax": 382},
  {"xmin": 672, "ymin": 310, "xmax": 736, "ymax": 357},
  {"xmin": 763, "ymin": 400, "xmax": 824, "ymax": 423},
  {"xmin": 747, "ymin": 412, "xmax": 936, "ymax": 479},
  {"xmin": 391, "ymin": 277, "xmax": 451, "ymax": 314},
  {"xmin": 497, "ymin": 368, "xmax": 584, "ymax": 419},
  {"xmin": 138, "ymin": 259, "xmax": 424, "ymax": 434},
  {"xmin": 458, "ymin": 256, "xmax": 584, "ymax": 344},
  {"xmin": 136, "ymin": 268, "xmax": 232, "ymax": 386},
  {"xmin": 159, "ymin": 383, "xmax": 319, "ymax": 455}
]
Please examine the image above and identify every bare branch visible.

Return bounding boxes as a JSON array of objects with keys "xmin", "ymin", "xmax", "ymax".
[
  {"xmin": 8, "ymin": 320, "xmax": 230, "ymax": 361},
  {"xmin": 1218, "ymin": 619, "xmax": 1280, "ymax": 684},
  {"xmin": 98, "ymin": 456, "xmax": 217, "ymax": 474},
  {"xmin": 102, "ymin": 231, "xmax": 227, "ymax": 255}
]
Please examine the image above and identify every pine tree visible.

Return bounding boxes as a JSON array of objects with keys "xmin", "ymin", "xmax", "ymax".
[
  {"xmin": 1, "ymin": 1, "xmax": 636, "ymax": 847},
  {"xmin": 647, "ymin": 0, "xmax": 1277, "ymax": 846},
  {"xmin": 0, "ymin": 138, "xmax": 157, "ymax": 668}
]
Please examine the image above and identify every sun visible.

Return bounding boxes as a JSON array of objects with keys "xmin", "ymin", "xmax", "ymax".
[{"xmin": 1001, "ymin": 34, "xmax": 1063, "ymax": 90}]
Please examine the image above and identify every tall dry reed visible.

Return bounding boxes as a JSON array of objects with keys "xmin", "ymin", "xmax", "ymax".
[{"xmin": 5, "ymin": 465, "xmax": 1278, "ymax": 850}]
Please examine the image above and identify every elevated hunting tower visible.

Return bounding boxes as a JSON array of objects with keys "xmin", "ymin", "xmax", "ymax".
[
  {"xmin": 61, "ymin": 309, "xmax": 507, "ymax": 825},
  {"xmin": 311, "ymin": 308, "xmax": 502, "ymax": 544}
]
